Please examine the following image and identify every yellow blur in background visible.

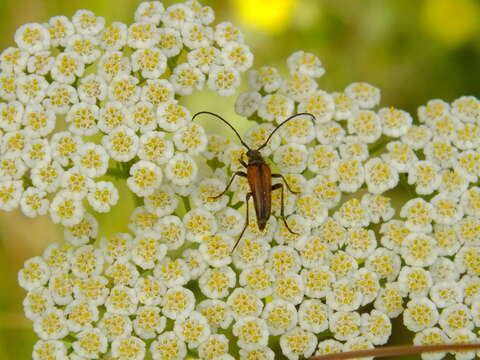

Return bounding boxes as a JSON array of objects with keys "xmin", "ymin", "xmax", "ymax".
[{"xmin": 1, "ymin": 0, "xmax": 480, "ymax": 358}]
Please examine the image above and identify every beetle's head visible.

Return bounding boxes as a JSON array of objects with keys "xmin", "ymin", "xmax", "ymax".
[{"xmin": 246, "ymin": 149, "xmax": 263, "ymax": 162}]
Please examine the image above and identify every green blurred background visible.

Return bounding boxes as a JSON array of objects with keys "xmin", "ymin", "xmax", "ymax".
[{"xmin": 1, "ymin": 0, "xmax": 480, "ymax": 358}]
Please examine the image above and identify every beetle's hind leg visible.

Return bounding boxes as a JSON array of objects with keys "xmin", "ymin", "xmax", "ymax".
[
  {"xmin": 271, "ymin": 183, "xmax": 299, "ymax": 235},
  {"xmin": 209, "ymin": 171, "xmax": 247, "ymax": 200},
  {"xmin": 232, "ymin": 192, "xmax": 252, "ymax": 252},
  {"xmin": 272, "ymin": 173, "xmax": 300, "ymax": 194}
]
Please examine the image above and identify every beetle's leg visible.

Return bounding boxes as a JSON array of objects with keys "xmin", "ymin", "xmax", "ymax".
[
  {"xmin": 272, "ymin": 183, "xmax": 299, "ymax": 235},
  {"xmin": 232, "ymin": 192, "xmax": 252, "ymax": 251},
  {"xmin": 209, "ymin": 171, "xmax": 247, "ymax": 200},
  {"xmin": 272, "ymin": 173, "xmax": 300, "ymax": 194}
]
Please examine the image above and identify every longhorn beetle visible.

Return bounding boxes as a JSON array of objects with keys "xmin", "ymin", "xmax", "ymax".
[
  {"xmin": 308, "ymin": 343, "xmax": 480, "ymax": 360},
  {"xmin": 192, "ymin": 111, "xmax": 315, "ymax": 251}
]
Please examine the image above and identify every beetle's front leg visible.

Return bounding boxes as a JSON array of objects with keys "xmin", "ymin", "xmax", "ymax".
[
  {"xmin": 209, "ymin": 171, "xmax": 247, "ymax": 200},
  {"xmin": 232, "ymin": 192, "xmax": 252, "ymax": 251},
  {"xmin": 272, "ymin": 183, "xmax": 299, "ymax": 235},
  {"xmin": 239, "ymin": 154, "xmax": 248, "ymax": 168},
  {"xmin": 272, "ymin": 173, "xmax": 300, "ymax": 194}
]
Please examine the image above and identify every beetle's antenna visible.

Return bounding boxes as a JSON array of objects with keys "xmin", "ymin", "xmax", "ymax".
[
  {"xmin": 308, "ymin": 343, "xmax": 480, "ymax": 360},
  {"xmin": 256, "ymin": 112, "xmax": 315, "ymax": 151},
  {"xmin": 192, "ymin": 111, "xmax": 252, "ymax": 150}
]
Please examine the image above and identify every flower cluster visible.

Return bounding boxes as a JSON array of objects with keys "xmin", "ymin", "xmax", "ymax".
[
  {"xmin": 0, "ymin": 0, "xmax": 252, "ymax": 229},
  {"xmin": 9, "ymin": 1, "xmax": 480, "ymax": 360}
]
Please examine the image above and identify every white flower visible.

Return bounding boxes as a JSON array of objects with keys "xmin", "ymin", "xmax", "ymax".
[
  {"xmin": 345, "ymin": 227, "xmax": 377, "ymax": 258},
  {"xmin": 19, "ymin": 186, "xmax": 48, "ymax": 217},
  {"xmin": 365, "ymin": 248, "xmax": 401, "ymax": 281},
  {"xmin": 23, "ymin": 287, "xmax": 54, "ymax": 321},
  {"xmin": 14, "ymin": 23, "xmax": 50, "ymax": 53},
  {"xmin": 360, "ymin": 310, "xmax": 391, "ymax": 345},
  {"xmin": 197, "ymin": 299, "xmax": 233, "ymax": 331},
  {"xmin": 165, "ymin": 153, "xmax": 198, "ymax": 186},
  {"xmin": 173, "ymin": 122, "xmax": 208, "ymax": 154},
  {"xmin": 109, "ymin": 75, "xmax": 141, "ymax": 105},
  {"xmin": 49, "ymin": 190, "xmax": 84, "ymax": 227},
  {"xmin": 47, "ymin": 16, "xmax": 75, "ymax": 47},
  {"xmin": 439, "ymin": 304, "xmax": 473, "ymax": 337},
  {"xmin": 102, "ymin": 125, "xmax": 139, "ymax": 162},
  {"xmin": 66, "ymin": 34, "xmax": 100, "ymax": 64},
  {"xmin": 33, "ymin": 309, "xmax": 68, "ymax": 340},
  {"xmin": 72, "ymin": 328, "xmax": 108, "ymax": 359},
  {"xmin": 99, "ymin": 22, "xmax": 128, "ymax": 51},
  {"xmin": 403, "ymin": 298, "xmax": 439, "ymax": 332},
  {"xmin": 398, "ymin": 266, "xmax": 432, "ymax": 298},
  {"xmin": 280, "ymin": 113, "xmax": 315, "ymax": 144},
  {"xmin": 279, "ymin": 327, "xmax": 317, "ymax": 360},
  {"xmin": 66, "ymin": 102, "xmax": 99, "ymax": 136},
  {"xmin": 0, "ymin": 101, "xmax": 24, "ymax": 132},
  {"xmin": 131, "ymin": 47, "xmax": 167, "ymax": 78},
  {"xmin": 199, "ymin": 266, "xmax": 235, "ymax": 299},
  {"xmin": 287, "ymin": 51, "xmax": 324, "ymax": 78},
  {"xmin": 413, "ymin": 327, "xmax": 449, "ymax": 360},
  {"xmin": 51, "ymin": 52, "xmax": 84, "ymax": 84},
  {"xmin": 347, "ymin": 110, "xmax": 382, "ymax": 143},
  {"xmin": 1, "ymin": 46, "xmax": 28, "ymax": 73},
  {"xmin": 208, "ymin": 65, "xmax": 241, "ymax": 97},
  {"xmin": 61, "ymin": 168, "xmax": 92, "ymax": 200},
  {"xmin": 78, "ymin": 74, "xmax": 107, "ymax": 104},
  {"xmin": 239, "ymin": 267, "xmax": 274, "ymax": 299},
  {"xmin": 364, "ymin": 158, "xmax": 399, "ymax": 194},
  {"xmin": 222, "ymin": 42, "xmax": 253, "ymax": 72},
  {"xmin": 233, "ymin": 316, "xmax": 269, "ymax": 350},
  {"xmin": 157, "ymin": 101, "xmax": 191, "ymax": 132},
  {"xmin": 72, "ymin": 10, "xmax": 105, "ymax": 36},
  {"xmin": 162, "ymin": 286, "xmax": 195, "ymax": 319},
  {"xmin": 71, "ymin": 245, "xmax": 104, "ymax": 279},
  {"xmin": 316, "ymin": 121, "xmax": 346, "ymax": 147},
  {"xmin": 133, "ymin": 306, "xmax": 166, "ymax": 339},
  {"xmin": 127, "ymin": 22, "xmax": 158, "ymax": 49},
  {"xmin": 188, "ymin": 46, "xmax": 221, "ymax": 73},
  {"xmin": 98, "ymin": 313, "xmax": 132, "ymax": 342},
  {"xmin": 315, "ymin": 339, "xmax": 344, "ymax": 357},
  {"xmin": 345, "ymin": 82, "xmax": 380, "ymax": 108},
  {"xmin": 87, "ymin": 181, "xmax": 119, "ymax": 213},
  {"xmin": 298, "ymin": 299, "xmax": 329, "ymax": 333},
  {"xmin": 32, "ymin": 340, "xmax": 67, "ymax": 360},
  {"xmin": 16, "ymin": 74, "xmax": 49, "ymax": 105},
  {"xmin": 430, "ymin": 281, "xmax": 464, "ymax": 308},
  {"xmin": 329, "ymin": 311, "xmax": 361, "ymax": 341},
  {"xmin": 418, "ymin": 99, "xmax": 450, "ymax": 124},
  {"xmin": 379, "ymin": 106, "xmax": 413, "ymax": 137},
  {"xmin": 150, "ymin": 331, "xmax": 187, "ymax": 360},
  {"xmin": 111, "ymin": 335, "xmax": 145, "ymax": 360},
  {"xmin": 400, "ymin": 198, "xmax": 434, "ymax": 233},
  {"xmin": 182, "ymin": 22, "xmax": 213, "ymax": 48},
  {"xmin": 26, "ymin": 51, "xmax": 54, "ymax": 75},
  {"xmin": 198, "ymin": 333, "xmax": 229, "ymax": 360},
  {"xmin": 174, "ymin": 311, "xmax": 211, "ymax": 348},
  {"xmin": 235, "ymin": 91, "xmax": 262, "ymax": 118},
  {"xmin": 134, "ymin": 276, "xmax": 165, "ymax": 306},
  {"xmin": 44, "ymin": 82, "xmax": 78, "ymax": 115},
  {"xmin": 98, "ymin": 51, "xmax": 131, "ymax": 81},
  {"xmin": 18, "ymin": 256, "xmax": 50, "ymax": 291},
  {"xmin": 145, "ymin": 186, "xmax": 179, "ymax": 217},
  {"xmin": 298, "ymin": 90, "xmax": 335, "ymax": 124},
  {"xmin": 273, "ymin": 143, "xmax": 308, "ymax": 173},
  {"xmin": 374, "ymin": 282, "xmax": 406, "ymax": 318},
  {"xmin": 170, "ymin": 63, "xmax": 205, "ymax": 96},
  {"xmin": 282, "ymin": 72, "xmax": 318, "ymax": 102},
  {"xmin": 162, "ymin": 3, "xmax": 194, "ymax": 28},
  {"xmin": 215, "ymin": 21, "xmax": 244, "ymax": 46},
  {"xmin": 22, "ymin": 138, "xmax": 51, "ymax": 167},
  {"xmin": 258, "ymin": 94, "xmax": 294, "ymax": 123},
  {"xmin": 127, "ymin": 160, "xmax": 162, "ymax": 197},
  {"xmin": 200, "ymin": 233, "xmax": 234, "ymax": 267},
  {"xmin": 64, "ymin": 213, "xmax": 98, "ymax": 246},
  {"xmin": 326, "ymin": 278, "xmax": 363, "ymax": 312},
  {"xmin": 461, "ymin": 187, "xmax": 480, "ymax": 218},
  {"xmin": 157, "ymin": 28, "xmax": 183, "ymax": 57},
  {"xmin": 401, "ymin": 232, "xmax": 438, "ymax": 267},
  {"xmin": 154, "ymin": 257, "xmax": 189, "ymax": 287},
  {"xmin": 50, "ymin": 131, "xmax": 82, "ymax": 166},
  {"xmin": 105, "ymin": 285, "xmax": 138, "ymax": 316},
  {"xmin": 64, "ymin": 299, "xmax": 99, "ymax": 332}
]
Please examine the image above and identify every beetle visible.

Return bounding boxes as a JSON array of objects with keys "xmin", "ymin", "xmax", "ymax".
[
  {"xmin": 308, "ymin": 343, "xmax": 480, "ymax": 360},
  {"xmin": 192, "ymin": 111, "xmax": 315, "ymax": 251}
]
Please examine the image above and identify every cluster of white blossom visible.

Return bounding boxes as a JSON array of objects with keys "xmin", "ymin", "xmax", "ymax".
[
  {"xmin": 0, "ymin": 0, "xmax": 252, "ymax": 230},
  {"xmin": 9, "ymin": 1, "xmax": 480, "ymax": 360}
]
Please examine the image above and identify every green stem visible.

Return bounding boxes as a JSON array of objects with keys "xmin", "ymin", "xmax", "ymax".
[{"xmin": 182, "ymin": 196, "xmax": 191, "ymax": 212}]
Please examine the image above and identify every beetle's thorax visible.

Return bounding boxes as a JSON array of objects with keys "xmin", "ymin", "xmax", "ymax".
[{"xmin": 246, "ymin": 149, "xmax": 266, "ymax": 165}]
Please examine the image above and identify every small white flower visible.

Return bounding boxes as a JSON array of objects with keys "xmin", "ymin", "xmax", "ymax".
[
  {"xmin": 23, "ymin": 287, "xmax": 54, "ymax": 321},
  {"xmin": 18, "ymin": 256, "xmax": 50, "ymax": 291},
  {"xmin": 413, "ymin": 327, "xmax": 449, "ymax": 360},
  {"xmin": 162, "ymin": 3, "xmax": 194, "ymax": 28},
  {"xmin": 208, "ymin": 65, "xmax": 241, "ymax": 97},
  {"xmin": 111, "ymin": 335, "xmax": 145, "ymax": 360},
  {"xmin": 418, "ymin": 99, "xmax": 450, "ymax": 124},
  {"xmin": 378, "ymin": 106, "xmax": 413, "ymax": 137},
  {"xmin": 401, "ymin": 232, "xmax": 438, "ymax": 267},
  {"xmin": 1, "ymin": 46, "xmax": 28, "ymax": 73},
  {"xmin": 360, "ymin": 310, "xmax": 392, "ymax": 345},
  {"xmin": 127, "ymin": 160, "xmax": 162, "ymax": 197},
  {"xmin": 64, "ymin": 299, "xmax": 99, "ymax": 332},
  {"xmin": 47, "ymin": 16, "xmax": 75, "ymax": 47},
  {"xmin": 233, "ymin": 316, "xmax": 269, "ymax": 351},
  {"xmin": 298, "ymin": 299, "xmax": 329, "ymax": 333},
  {"xmin": 173, "ymin": 122, "xmax": 208, "ymax": 154},
  {"xmin": 61, "ymin": 168, "xmax": 92, "ymax": 200},
  {"xmin": 44, "ymin": 82, "xmax": 78, "ymax": 115},
  {"xmin": 145, "ymin": 186, "xmax": 179, "ymax": 217},
  {"xmin": 258, "ymin": 94, "xmax": 294, "ymax": 123},
  {"xmin": 51, "ymin": 52, "xmax": 84, "ymax": 84},
  {"xmin": 32, "ymin": 340, "xmax": 67, "ymax": 360},
  {"xmin": 128, "ymin": 101, "xmax": 157, "ymax": 133},
  {"xmin": 16, "ymin": 74, "xmax": 49, "ymax": 105},
  {"xmin": 382, "ymin": 141, "xmax": 417, "ymax": 173},
  {"xmin": 403, "ymin": 298, "xmax": 439, "ymax": 332},
  {"xmin": 150, "ymin": 331, "xmax": 187, "ymax": 360},
  {"xmin": 133, "ymin": 306, "xmax": 166, "ymax": 339},
  {"xmin": 77, "ymin": 74, "xmax": 108, "ymax": 104},
  {"xmin": 49, "ymin": 190, "xmax": 84, "ymax": 227},
  {"xmin": 66, "ymin": 102, "xmax": 99, "ymax": 136},
  {"xmin": 197, "ymin": 299, "xmax": 233, "ymax": 331},
  {"xmin": 162, "ymin": 286, "xmax": 196, "ymax": 319},
  {"xmin": 0, "ymin": 101, "xmax": 24, "ymax": 132},
  {"xmin": 72, "ymin": 328, "xmax": 108, "ymax": 359},
  {"xmin": 105, "ymin": 285, "xmax": 138, "ymax": 316},
  {"xmin": 345, "ymin": 82, "xmax": 380, "ymax": 109},
  {"xmin": 327, "ymin": 278, "xmax": 363, "ymax": 312},
  {"xmin": 99, "ymin": 22, "xmax": 128, "ymax": 51},
  {"xmin": 72, "ymin": 10, "xmax": 105, "ymax": 36},
  {"xmin": 22, "ymin": 138, "xmax": 51, "ymax": 168},
  {"xmin": 198, "ymin": 333, "xmax": 229, "ymax": 360},
  {"xmin": 109, "ymin": 75, "xmax": 141, "ymax": 105},
  {"xmin": 165, "ymin": 152, "xmax": 198, "ymax": 186},
  {"xmin": 188, "ymin": 46, "xmax": 221, "ymax": 73},
  {"xmin": 66, "ymin": 34, "xmax": 100, "ymax": 64},
  {"xmin": 235, "ymin": 91, "xmax": 262, "ymax": 118},
  {"xmin": 134, "ymin": 276, "xmax": 165, "ymax": 306},
  {"xmin": 154, "ymin": 257, "xmax": 189, "ymax": 287},
  {"xmin": 64, "ymin": 213, "xmax": 98, "ymax": 246},
  {"xmin": 222, "ymin": 42, "xmax": 253, "ymax": 72},
  {"xmin": 174, "ymin": 311, "xmax": 211, "ymax": 348},
  {"xmin": 182, "ymin": 22, "xmax": 213, "ymax": 48},
  {"xmin": 398, "ymin": 266, "xmax": 432, "ymax": 298},
  {"xmin": 131, "ymin": 47, "xmax": 167, "ymax": 78},
  {"xmin": 98, "ymin": 51, "xmax": 131, "ymax": 81},
  {"xmin": 102, "ymin": 125, "xmax": 139, "ymax": 162},
  {"xmin": 170, "ymin": 63, "xmax": 205, "ymax": 96},
  {"xmin": 400, "ymin": 198, "xmax": 435, "ymax": 233},
  {"xmin": 347, "ymin": 110, "xmax": 382, "ymax": 143},
  {"xmin": 157, "ymin": 101, "xmax": 191, "ymax": 132},
  {"xmin": 87, "ymin": 181, "xmax": 119, "ymax": 213},
  {"xmin": 364, "ymin": 158, "xmax": 399, "ymax": 194},
  {"xmin": 14, "ymin": 23, "xmax": 50, "ymax": 53},
  {"xmin": 329, "ymin": 311, "xmax": 362, "ymax": 341},
  {"xmin": 374, "ymin": 282, "xmax": 406, "ymax": 318},
  {"xmin": 273, "ymin": 143, "xmax": 308, "ymax": 173},
  {"xmin": 73, "ymin": 143, "xmax": 109, "ymax": 178},
  {"xmin": 199, "ymin": 266, "xmax": 235, "ymax": 299},
  {"xmin": 157, "ymin": 28, "xmax": 183, "ymax": 57},
  {"xmin": 71, "ymin": 245, "xmax": 104, "ymax": 279},
  {"xmin": 365, "ymin": 247, "xmax": 401, "ymax": 281},
  {"xmin": 33, "ymin": 309, "xmax": 68, "ymax": 340},
  {"xmin": 287, "ymin": 51, "xmax": 324, "ymax": 78},
  {"xmin": 430, "ymin": 281, "xmax": 464, "ymax": 308},
  {"xmin": 439, "ymin": 304, "xmax": 473, "ymax": 337}
]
